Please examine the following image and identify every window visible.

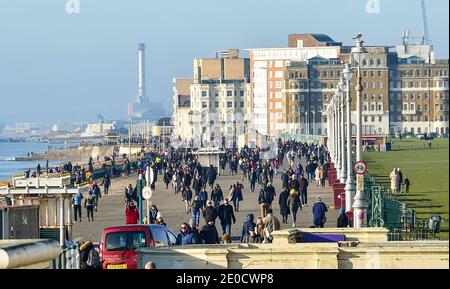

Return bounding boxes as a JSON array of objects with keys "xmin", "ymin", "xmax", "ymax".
[
  {"xmin": 227, "ymin": 91, "xmax": 233, "ymax": 97},
  {"xmin": 364, "ymin": 116, "xmax": 368, "ymax": 122},
  {"xmin": 371, "ymin": 93, "xmax": 375, "ymax": 100},
  {"xmin": 215, "ymin": 101, "xmax": 219, "ymax": 108},
  {"xmin": 240, "ymin": 90, "xmax": 244, "ymax": 97},
  {"xmin": 397, "ymin": 105, "xmax": 402, "ymax": 112},
  {"xmin": 369, "ymin": 59, "xmax": 374, "ymax": 66},
  {"xmin": 275, "ymin": 71, "xmax": 283, "ymax": 78},
  {"xmin": 371, "ymin": 82, "xmax": 376, "ymax": 89},
  {"xmin": 106, "ymin": 231, "xmax": 146, "ymax": 251},
  {"xmin": 377, "ymin": 103, "xmax": 383, "ymax": 111},
  {"xmin": 378, "ymin": 93, "xmax": 383, "ymax": 100},
  {"xmin": 370, "ymin": 71, "xmax": 375, "ymax": 77},
  {"xmin": 378, "ymin": 71, "xmax": 382, "ymax": 77},
  {"xmin": 202, "ymin": 102, "xmax": 207, "ymax": 108},
  {"xmin": 370, "ymin": 103, "xmax": 375, "ymax": 111},
  {"xmin": 404, "ymin": 93, "xmax": 409, "ymax": 101},
  {"xmin": 202, "ymin": 91, "xmax": 207, "ymax": 97},
  {"xmin": 378, "ymin": 82, "xmax": 383, "ymax": 89},
  {"xmin": 363, "ymin": 71, "xmax": 368, "ymax": 77},
  {"xmin": 275, "ymin": 81, "xmax": 283, "ymax": 88},
  {"xmin": 390, "ymin": 105, "xmax": 394, "ymax": 111},
  {"xmin": 363, "ymin": 93, "xmax": 368, "ymax": 101},
  {"xmin": 376, "ymin": 59, "xmax": 382, "ymax": 66},
  {"xmin": 410, "ymin": 103, "xmax": 415, "ymax": 111},
  {"xmin": 379, "ymin": 116, "xmax": 383, "ymax": 122},
  {"xmin": 371, "ymin": 116, "xmax": 375, "ymax": 122},
  {"xmin": 227, "ymin": 101, "xmax": 233, "ymax": 108},
  {"xmin": 403, "ymin": 104, "xmax": 408, "ymax": 110},
  {"xmin": 417, "ymin": 105, "xmax": 422, "ymax": 111},
  {"xmin": 425, "ymin": 104, "xmax": 429, "ymax": 111},
  {"xmin": 363, "ymin": 104, "xmax": 368, "ymax": 111},
  {"xmin": 425, "ymin": 93, "xmax": 429, "ymax": 99}
]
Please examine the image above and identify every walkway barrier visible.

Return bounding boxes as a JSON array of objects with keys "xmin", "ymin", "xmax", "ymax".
[{"xmin": 52, "ymin": 244, "xmax": 80, "ymax": 269}]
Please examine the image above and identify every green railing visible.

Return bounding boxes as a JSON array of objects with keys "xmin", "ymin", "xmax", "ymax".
[{"xmin": 365, "ymin": 174, "xmax": 403, "ymax": 231}]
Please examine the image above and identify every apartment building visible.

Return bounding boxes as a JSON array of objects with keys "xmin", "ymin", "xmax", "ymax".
[
  {"xmin": 173, "ymin": 49, "xmax": 251, "ymax": 146},
  {"xmin": 252, "ymin": 34, "xmax": 449, "ymax": 137}
]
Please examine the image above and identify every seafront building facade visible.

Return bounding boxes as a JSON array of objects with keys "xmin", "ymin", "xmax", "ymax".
[
  {"xmin": 173, "ymin": 49, "xmax": 251, "ymax": 147},
  {"xmin": 247, "ymin": 34, "xmax": 449, "ymax": 138}
]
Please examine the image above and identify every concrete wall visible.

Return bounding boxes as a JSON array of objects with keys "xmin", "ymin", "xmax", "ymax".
[{"xmin": 137, "ymin": 228, "xmax": 449, "ymax": 269}]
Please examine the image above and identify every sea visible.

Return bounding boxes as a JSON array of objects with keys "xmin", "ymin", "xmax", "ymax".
[{"xmin": 0, "ymin": 142, "xmax": 79, "ymax": 181}]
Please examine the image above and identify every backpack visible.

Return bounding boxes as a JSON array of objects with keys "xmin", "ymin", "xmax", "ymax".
[{"xmin": 87, "ymin": 249, "xmax": 101, "ymax": 268}]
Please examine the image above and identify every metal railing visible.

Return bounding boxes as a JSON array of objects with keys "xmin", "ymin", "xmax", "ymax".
[{"xmin": 52, "ymin": 244, "xmax": 80, "ymax": 269}]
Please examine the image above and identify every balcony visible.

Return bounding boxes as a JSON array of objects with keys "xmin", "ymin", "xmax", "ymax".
[
  {"xmin": 402, "ymin": 109, "xmax": 417, "ymax": 115},
  {"xmin": 362, "ymin": 110, "xmax": 384, "ymax": 116}
]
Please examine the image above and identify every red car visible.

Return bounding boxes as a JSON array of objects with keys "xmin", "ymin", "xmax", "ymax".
[{"xmin": 100, "ymin": 224, "xmax": 177, "ymax": 269}]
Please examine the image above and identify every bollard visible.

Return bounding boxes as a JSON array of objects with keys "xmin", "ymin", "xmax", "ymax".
[{"xmin": 75, "ymin": 244, "xmax": 81, "ymax": 269}]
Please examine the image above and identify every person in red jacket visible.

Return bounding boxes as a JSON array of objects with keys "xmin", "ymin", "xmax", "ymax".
[{"xmin": 126, "ymin": 201, "xmax": 139, "ymax": 224}]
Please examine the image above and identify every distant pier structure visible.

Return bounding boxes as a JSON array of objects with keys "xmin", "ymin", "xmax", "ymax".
[{"xmin": 128, "ymin": 43, "xmax": 166, "ymax": 122}]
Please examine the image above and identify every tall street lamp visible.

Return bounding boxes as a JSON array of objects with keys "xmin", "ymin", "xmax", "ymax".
[
  {"xmin": 338, "ymin": 77, "xmax": 346, "ymax": 184},
  {"xmin": 312, "ymin": 110, "xmax": 316, "ymax": 135},
  {"xmin": 334, "ymin": 93, "xmax": 341, "ymax": 178},
  {"xmin": 343, "ymin": 62, "xmax": 356, "ymax": 213},
  {"xmin": 351, "ymin": 33, "xmax": 369, "ymax": 228}
]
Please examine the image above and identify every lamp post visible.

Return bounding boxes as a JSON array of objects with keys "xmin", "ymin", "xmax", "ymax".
[
  {"xmin": 334, "ymin": 94, "xmax": 341, "ymax": 178},
  {"xmin": 312, "ymin": 110, "xmax": 316, "ymax": 136},
  {"xmin": 305, "ymin": 111, "xmax": 309, "ymax": 135},
  {"xmin": 338, "ymin": 77, "xmax": 347, "ymax": 184},
  {"xmin": 343, "ymin": 62, "xmax": 356, "ymax": 213},
  {"xmin": 351, "ymin": 33, "xmax": 369, "ymax": 228}
]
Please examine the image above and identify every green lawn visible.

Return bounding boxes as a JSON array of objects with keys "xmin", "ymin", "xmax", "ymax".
[{"xmin": 364, "ymin": 138, "xmax": 449, "ymax": 239}]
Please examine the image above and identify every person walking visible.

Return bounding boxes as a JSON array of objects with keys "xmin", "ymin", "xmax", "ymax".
[
  {"xmin": 72, "ymin": 191, "xmax": 84, "ymax": 222},
  {"xmin": 337, "ymin": 208, "xmax": 349, "ymax": 228},
  {"xmin": 228, "ymin": 182, "xmax": 243, "ymax": 212},
  {"xmin": 84, "ymin": 192, "xmax": 95, "ymax": 222},
  {"xmin": 91, "ymin": 182, "xmax": 101, "ymax": 212},
  {"xmin": 191, "ymin": 195, "xmax": 203, "ymax": 226},
  {"xmin": 262, "ymin": 209, "xmax": 280, "ymax": 243},
  {"xmin": 258, "ymin": 182, "xmax": 276, "ymax": 218},
  {"xmin": 299, "ymin": 174, "xmax": 309, "ymax": 206},
  {"xmin": 249, "ymin": 169, "xmax": 257, "ymax": 193},
  {"xmin": 312, "ymin": 197, "xmax": 328, "ymax": 228},
  {"xmin": 189, "ymin": 220, "xmax": 202, "ymax": 244},
  {"xmin": 182, "ymin": 186, "xmax": 193, "ymax": 214},
  {"xmin": 217, "ymin": 199, "xmax": 236, "ymax": 236},
  {"xmin": 163, "ymin": 169, "xmax": 172, "ymax": 190},
  {"xmin": 124, "ymin": 184, "xmax": 134, "ymax": 204},
  {"xmin": 404, "ymin": 177, "xmax": 411, "ymax": 194},
  {"xmin": 198, "ymin": 188, "xmax": 208, "ymax": 211},
  {"xmin": 206, "ymin": 165, "xmax": 217, "ymax": 189},
  {"xmin": 389, "ymin": 168, "xmax": 398, "ymax": 194},
  {"xmin": 211, "ymin": 184, "xmax": 224, "ymax": 208},
  {"xmin": 240, "ymin": 214, "xmax": 257, "ymax": 243},
  {"xmin": 396, "ymin": 168, "xmax": 403, "ymax": 193},
  {"xmin": 287, "ymin": 188, "xmax": 301, "ymax": 228},
  {"xmin": 281, "ymin": 169, "xmax": 289, "ymax": 190},
  {"xmin": 149, "ymin": 205, "xmax": 159, "ymax": 224},
  {"xmin": 200, "ymin": 220, "xmax": 220, "ymax": 244},
  {"xmin": 125, "ymin": 201, "xmax": 139, "ymax": 224},
  {"xmin": 101, "ymin": 174, "xmax": 111, "ymax": 196},
  {"xmin": 176, "ymin": 223, "xmax": 194, "ymax": 245},
  {"xmin": 204, "ymin": 200, "xmax": 218, "ymax": 224},
  {"xmin": 278, "ymin": 187, "xmax": 290, "ymax": 224}
]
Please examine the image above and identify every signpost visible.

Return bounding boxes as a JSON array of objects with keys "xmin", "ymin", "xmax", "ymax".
[
  {"xmin": 353, "ymin": 161, "xmax": 367, "ymax": 192},
  {"xmin": 142, "ymin": 186, "xmax": 152, "ymax": 224}
]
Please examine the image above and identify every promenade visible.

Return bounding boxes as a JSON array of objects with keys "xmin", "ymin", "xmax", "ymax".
[{"xmin": 72, "ymin": 157, "xmax": 338, "ymax": 242}]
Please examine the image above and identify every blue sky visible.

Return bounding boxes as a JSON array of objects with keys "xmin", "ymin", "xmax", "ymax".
[{"xmin": 0, "ymin": 0, "xmax": 448, "ymax": 124}]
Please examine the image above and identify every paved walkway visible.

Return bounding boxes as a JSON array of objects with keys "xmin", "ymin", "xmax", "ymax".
[{"xmin": 72, "ymin": 157, "xmax": 337, "ymax": 242}]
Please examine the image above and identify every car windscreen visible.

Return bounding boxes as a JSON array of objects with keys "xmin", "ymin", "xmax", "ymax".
[
  {"xmin": 105, "ymin": 231, "xmax": 147, "ymax": 251},
  {"xmin": 150, "ymin": 226, "xmax": 168, "ymax": 246}
]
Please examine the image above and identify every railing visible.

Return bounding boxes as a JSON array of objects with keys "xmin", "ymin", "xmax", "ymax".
[{"xmin": 52, "ymin": 244, "xmax": 80, "ymax": 269}]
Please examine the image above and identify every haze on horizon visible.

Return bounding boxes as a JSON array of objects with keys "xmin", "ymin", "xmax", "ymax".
[{"xmin": 0, "ymin": 0, "xmax": 448, "ymax": 124}]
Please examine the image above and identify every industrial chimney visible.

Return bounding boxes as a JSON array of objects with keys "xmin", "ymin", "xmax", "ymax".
[{"xmin": 137, "ymin": 43, "xmax": 148, "ymax": 103}]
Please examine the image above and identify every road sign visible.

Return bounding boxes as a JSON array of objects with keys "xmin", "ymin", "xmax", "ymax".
[
  {"xmin": 142, "ymin": 186, "xmax": 152, "ymax": 200},
  {"xmin": 354, "ymin": 161, "xmax": 368, "ymax": 175},
  {"xmin": 356, "ymin": 174, "xmax": 364, "ymax": 191}
]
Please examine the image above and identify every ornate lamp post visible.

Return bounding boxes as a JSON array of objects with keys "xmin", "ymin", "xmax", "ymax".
[
  {"xmin": 338, "ymin": 77, "xmax": 346, "ymax": 184},
  {"xmin": 351, "ymin": 33, "xmax": 369, "ymax": 228},
  {"xmin": 334, "ymin": 93, "xmax": 341, "ymax": 178},
  {"xmin": 343, "ymin": 63, "xmax": 356, "ymax": 213}
]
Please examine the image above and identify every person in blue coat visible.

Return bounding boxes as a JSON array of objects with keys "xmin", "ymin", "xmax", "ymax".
[
  {"xmin": 176, "ymin": 223, "xmax": 193, "ymax": 245},
  {"xmin": 240, "ymin": 214, "xmax": 256, "ymax": 243},
  {"xmin": 312, "ymin": 197, "xmax": 328, "ymax": 228}
]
